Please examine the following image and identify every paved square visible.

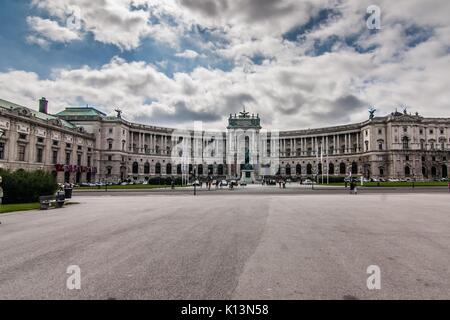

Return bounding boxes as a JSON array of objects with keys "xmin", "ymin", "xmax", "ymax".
[{"xmin": 0, "ymin": 193, "xmax": 449, "ymax": 299}]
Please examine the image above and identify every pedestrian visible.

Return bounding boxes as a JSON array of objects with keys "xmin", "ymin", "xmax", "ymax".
[
  {"xmin": 354, "ymin": 184, "xmax": 358, "ymax": 195},
  {"xmin": 350, "ymin": 181, "xmax": 354, "ymax": 194}
]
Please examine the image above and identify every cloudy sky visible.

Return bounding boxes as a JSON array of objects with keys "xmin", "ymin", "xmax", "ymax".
[{"xmin": 0, "ymin": 0, "xmax": 449, "ymax": 130}]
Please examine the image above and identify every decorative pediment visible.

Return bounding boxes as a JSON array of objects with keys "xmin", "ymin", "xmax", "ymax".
[
  {"xmin": 15, "ymin": 107, "xmax": 32, "ymax": 117},
  {"xmin": 49, "ymin": 118, "xmax": 63, "ymax": 127}
]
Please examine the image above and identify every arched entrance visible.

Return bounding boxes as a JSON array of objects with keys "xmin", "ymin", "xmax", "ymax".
[
  {"xmin": 132, "ymin": 162, "xmax": 139, "ymax": 174},
  {"xmin": 442, "ymin": 165, "xmax": 448, "ymax": 178},
  {"xmin": 285, "ymin": 164, "xmax": 291, "ymax": 176},
  {"xmin": 405, "ymin": 166, "xmax": 411, "ymax": 176},
  {"xmin": 340, "ymin": 162, "xmax": 346, "ymax": 174},
  {"xmin": 351, "ymin": 161, "xmax": 358, "ymax": 175},
  {"xmin": 329, "ymin": 163, "xmax": 335, "ymax": 175}
]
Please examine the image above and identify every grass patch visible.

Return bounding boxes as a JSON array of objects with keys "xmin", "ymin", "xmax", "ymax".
[
  {"xmin": 319, "ymin": 181, "xmax": 449, "ymax": 187},
  {"xmin": 0, "ymin": 203, "xmax": 40, "ymax": 214},
  {"xmin": 1, "ymin": 201, "xmax": 80, "ymax": 214},
  {"xmin": 75, "ymin": 184, "xmax": 169, "ymax": 190}
]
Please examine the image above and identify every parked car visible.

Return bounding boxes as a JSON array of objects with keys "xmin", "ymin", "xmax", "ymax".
[
  {"xmin": 303, "ymin": 179, "xmax": 313, "ymax": 185},
  {"xmin": 239, "ymin": 181, "xmax": 247, "ymax": 186},
  {"xmin": 220, "ymin": 180, "xmax": 228, "ymax": 187}
]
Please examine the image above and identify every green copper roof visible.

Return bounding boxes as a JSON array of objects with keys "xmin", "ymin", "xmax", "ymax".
[
  {"xmin": 55, "ymin": 107, "xmax": 107, "ymax": 117},
  {"xmin": 0, "ymin": 98, "xmax": 76, "ymax": 129}
]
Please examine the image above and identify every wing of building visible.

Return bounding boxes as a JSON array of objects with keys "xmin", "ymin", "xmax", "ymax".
[{"xmin": 1, "ymin": 97, "xmax": 449, "ymax": 183}]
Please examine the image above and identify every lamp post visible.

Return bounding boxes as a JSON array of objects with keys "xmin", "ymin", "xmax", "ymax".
[
  {"xmin": 193, "ymin": 166, "xmax": 197, "ymax": 196},
  {"xmin": 0, "ymin": 129, "xmax": 4, "ymax": 206}
]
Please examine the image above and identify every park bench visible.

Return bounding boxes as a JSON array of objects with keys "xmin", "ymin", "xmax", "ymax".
[{"xmin": 39, "ymin": 193, "xmax": 66, "ymax": 210}]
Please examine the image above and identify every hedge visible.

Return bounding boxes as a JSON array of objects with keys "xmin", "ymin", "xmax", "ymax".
[{"xmin": 0, "ymin": 169, "xmax": 58, "ymax": 204}]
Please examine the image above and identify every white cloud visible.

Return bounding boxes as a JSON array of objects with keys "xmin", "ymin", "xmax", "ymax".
[
  {"xmin": 175, "ymin": 50, "xmax": 202, "ymax": 59},
  {"xmin": 26, "ymin": 35, "xmax": 51, "ymax": 50},
  {"xmin": 3, "ymin": 0, "xmax": 450, "ymax": 130},
  {"xmin": 26, "ymin": 16, "xmax": 81, "ymax": 43}
]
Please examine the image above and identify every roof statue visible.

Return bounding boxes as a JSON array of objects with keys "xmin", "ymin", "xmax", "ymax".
[
  {"xmin": 115, "ymin": 108, "xmax": 122, "ymax": 119},
  {"xmin": 239, "ymin": 105, "xmax": 250, "ymax": 118},
  {"xmin": 369, "ymin": 107, "xmax": 376, "ymax": 120}
]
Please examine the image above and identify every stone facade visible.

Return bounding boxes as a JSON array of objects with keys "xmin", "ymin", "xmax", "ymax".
[
  {"xmin": 1, "ymin": 98, "xmax": 449, "ymax": 183},
  {"xmin": 0, "ymin": 99, "xmax": 97, "ymax": 184}
]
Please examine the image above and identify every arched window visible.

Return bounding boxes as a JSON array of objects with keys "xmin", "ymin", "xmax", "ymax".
[
  {"xmin": 442, "ymin": 165, "xmax": 448, "ymax": 178},
  {"xmin": 379, "ymin": 167, "xmax": 384, "ymax": 176},
  {"xmin": 351, "ymin": 162, "xmax": 358, "ymax": 175},
  {"xmin": 340, "ymin": 162, "xmax": 346, "ymax": 174},
  {"xmin": 422, "ymin": 166, "xmax": 427, "ymax": 177},
  {"xmin": 197, "ymin": 164, "xmax": 203, "ymax": 175},
  {"xmin": 431, "ymin": 166, "xmax": 437, "ymax": 177},
  {"xmin": 144, "ymin": 162, "xmax": 150, "ymax": 174},
  {"xmin": 285, "ymin": 164, "xmax": 291, "ymax": 176},
  {"xmin": 296, "ymin": 164, "xmax": 301, "ymax": 175},
  {"xmin": 177, "ymin": 164, "xmax": 182, "ymax": 174},
  {"xmin": 402, "ymin": 136, "xmax": 410, "ymax": 150},
  {"xmin": 166, "ymin": 163, "xmax": 172, "ymax": 175},
  {"xmin": 318, "ymin": 163, "xmax": 322, "ymax": 175},
  {"xmin": 218, "ymin": 164, "xmax": 224, "ymax": 175},
  {"xmin": 208, "ymin": 165, "xmax": 214, "ymax": 175},
  {"xmin": 329, "ymin": 163, "xmax": 335, "ymax": 175},
  {"xmin": 155, "ymin": 162, "xmax": 161, "ymax": 175},
  {"xmin": 306, "ymin": 163, "xmax": 312, "ymax": 175},
  {"xmin": 189, "ymin": 164, "xmax": 193, "ymax": 174},
  {"xmin": 132, "ymin": 162, "xmax": 139, "ymax": 174},
  {"xmin": 405, "ymin": 166, "xmax": 411, "ymax": 176}
]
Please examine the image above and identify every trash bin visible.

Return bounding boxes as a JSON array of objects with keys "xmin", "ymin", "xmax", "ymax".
[
  {"xmin": 64, "ymin": 187, "xmax": 73, "ymax": 199},
  {"xmin": 56, "ymin": 192, "xmax": 66, "ymax": 208}
]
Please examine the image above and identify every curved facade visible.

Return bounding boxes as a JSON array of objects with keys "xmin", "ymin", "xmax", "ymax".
[{"xmin": 1, "ymin": 97, "xmax": 450, "ymax": 183}]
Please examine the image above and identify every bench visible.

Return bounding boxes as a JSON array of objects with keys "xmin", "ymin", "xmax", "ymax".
[{"xmin": 39, "ymin": 193, "xmax": 66, "ymax": 210}]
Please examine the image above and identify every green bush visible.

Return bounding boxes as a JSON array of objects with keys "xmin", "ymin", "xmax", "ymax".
[{"xmin": 0, "ymin": 169, "xmax": 58, "ymax": 204}]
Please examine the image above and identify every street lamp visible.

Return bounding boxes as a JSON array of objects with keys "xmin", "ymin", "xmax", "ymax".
[
  {"xmin": 193, "ymin": 166, "xmax": 197, "ymax": 196},
  {"xmin": 0, "ymin": 129, "xmax": 4, "ymax": 206}
]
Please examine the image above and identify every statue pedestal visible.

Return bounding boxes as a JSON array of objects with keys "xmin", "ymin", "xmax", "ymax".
[{"xmin": 240, "ymin": 170, "xmax": 255, "ymax": 184}]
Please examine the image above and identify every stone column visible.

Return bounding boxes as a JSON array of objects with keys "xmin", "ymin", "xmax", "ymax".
[{"xmin": 356, "ymin": 132, "xmax": 360, "ymax": 152}]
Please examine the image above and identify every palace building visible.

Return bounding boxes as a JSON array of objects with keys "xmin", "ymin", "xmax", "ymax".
[{"xmin": 1, "ymin": 97, "xmax": 449, "ymax": 183}]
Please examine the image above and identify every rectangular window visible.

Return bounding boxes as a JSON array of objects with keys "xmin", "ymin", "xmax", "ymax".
[
  {"xmin": 37, "ymin": 137, "xmax": 44, "ymax": 143},
  {"xmin": 87, "ymin": 156, "xmax": 91, "ymax": 167},
  {"xmin": 36, "ymin": 147, "xmax": 43, "ymax": 163},
  {"xmin": 19, "ymin": 133, "xmax": 27, "ymax": 140},
  {"xmin": 66, "ymin": 152, "xmax": 71, "ymax": 165},
  {"xmin": 108, "ymin": 155, "xmax": 112, "ymax": 161},
  {"xmin": 53, "ymin": 140, "xmax": 59, "ymax": 146},
  {"xmin": 0, "ymin": 142, "xmax": 5, "ymax": 159},
  {"xmin": 52, "ymin": 150, "xmax": 58, "ymax": 164},
  {"xmin": 77, "ymin": 154, "xmax": 82, "ymax": 166},
  {"xmin": 18, "ymin": 145, "xmax": 26, "ymax": 161},
  {"xmin": 109, "ymin": 128, "xmax": 113, "ymax": 134}
]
